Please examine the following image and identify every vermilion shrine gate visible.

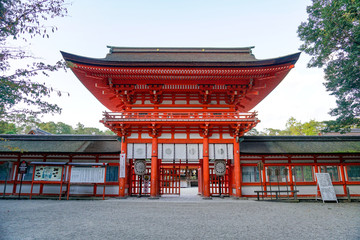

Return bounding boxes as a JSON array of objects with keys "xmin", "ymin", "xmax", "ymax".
[{"xmin": 61, "ymin": 47, "xmax": 300, "ymax": 198}]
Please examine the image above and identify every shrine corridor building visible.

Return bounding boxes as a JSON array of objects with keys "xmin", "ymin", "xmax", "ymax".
[{"xmin": 0, "ymin": 47, "xmax": 359, "ymax": 199}]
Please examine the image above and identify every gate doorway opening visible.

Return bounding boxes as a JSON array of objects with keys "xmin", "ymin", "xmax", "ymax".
[{"xmin": 128, "ymin": 159, "xmax": 231, "ymax": 198}]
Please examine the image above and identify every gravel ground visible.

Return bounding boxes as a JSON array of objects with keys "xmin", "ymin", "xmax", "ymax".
[{"xmin": 0, "ymin": 189, "xmax": 359, "ymax": 240}]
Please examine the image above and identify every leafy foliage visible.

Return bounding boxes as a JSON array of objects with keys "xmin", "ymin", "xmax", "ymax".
[
  {"xmin": 0, "ymin": 121, "xmax": 18, "ymax": 134},
  {"xmin": 0, "ymin": 0, "xmax": 68, "ymax": 122},
  {"xmin": 297, "ymin": 0, "xmax": 360, "ymax": 132},
  {"xmin": 248, "ymin": 117, "xmax": 326, "ymax": 136},
  {"xmin": 0, "ymin": 120, "xmax": 115, "ymax": 135}
]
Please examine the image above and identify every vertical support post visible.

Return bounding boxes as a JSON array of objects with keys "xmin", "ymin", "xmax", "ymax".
[
  {"xmin": 340, "ymin": 162, "xmax": 347, "ymax": 196},
  {"xmin": 67, "ymin": 165, "xmax": 72, "ymax": 200},
  {"xmin": 13, "ymin": 155, "xmax": 20, "ymax": 195},
  {"xmin": 288, "ymin": 164, "xmax": 294, "ymax": 197},
  {"xmin": 59, "ymin": 165, "xmax": 64, "ymax": 200},
  {"xmin": 203, "ymin": 136, "xmax": 210, "ymax": 198},
  {"xmin": 198, "ymin": 160, "xmax": 202, "ymax": 195},
  {"xmin": 30, "ymin": 165, "xmax": 35, "ymax": 200},
  {"xmin": 150, "ymin": 136, "xmax": 159, "ymax": 198},
  {"xmin": 233, "ymin": 137, "xmax": 241, "ymax": 198},
  {"xmin": 103, "ymin": 164, "xmax": 107, "ymax": 200},
  {"xmin": 119, "ymin": 136, "xmax": 127, "ymax": 198}
]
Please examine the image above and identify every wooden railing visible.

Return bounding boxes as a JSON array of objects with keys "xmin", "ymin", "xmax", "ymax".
[{"xmin": 102, "ymin": 111, "xmax": 258, "ymax": 122}]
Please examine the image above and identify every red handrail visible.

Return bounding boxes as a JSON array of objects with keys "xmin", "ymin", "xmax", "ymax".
[{"xmin": 102, "ymin": 111, "xmax": 258, "ymax": 122}]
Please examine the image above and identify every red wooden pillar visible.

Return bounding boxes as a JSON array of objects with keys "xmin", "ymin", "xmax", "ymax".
[
  {"xmin": 150, "ymin": 136, "xmax": 159, "ymax": 198},
  {"xmin": 234, "ymin": 137, "xmax": 241, "ymax": 197},
  {"xmin": 339, "ymin": 157, "xmax": 347, "ymax": 196},
  {"xmin": 203, "ymin": 136, "xmax": 210, "ymax": 198},
  {"xmin": 119, "ymin": 137, "xmax": 127, "ymax": 197}
]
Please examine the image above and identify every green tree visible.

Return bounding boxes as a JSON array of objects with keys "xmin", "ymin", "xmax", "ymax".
[
  {"xmin": 302, "ymin": 119, "xmax": 326, "ymax": 135},
  {"xmin": 0, "ymin": 0, "xmax": 68, "ymax": 123},
  {"xmin": 36, "ymin": 121, "xmax": 57, "ymax": 134},
  {"xmin": 55, "ymin": 122, "xmax": 73, "ymax": 134},
  {"xmin": 297, "ymin": 0, "xmax": 360, "ymax": 132},
  {"xmin": 255, "ymin": 118, "xmax": 325, "ymax": 136},
  {"xmin": 74, "ymin": 122, "xmax": 85, "ymax": 134},
  {"xmin": 285, "ymin": 117, "xmax": 303, "ymax": 136},
  {"xmin": 0, "ymin": 121, "xmax": 19, "ymax": 134}
]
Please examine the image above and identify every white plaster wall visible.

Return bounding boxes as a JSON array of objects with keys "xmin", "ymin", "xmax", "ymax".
[
  {"xmin": 127, "ymin": 133, "xmax": 138, "ymax": 139},
  {"xmin": 334, "ymin": 185, "xmax": 344, "ymax": 195},
  {"xmin": 15, "ymin": 184, "xmax": 39, "ymax": 194},
  {"xmin": 133, "ymin": 144, "xmax": 146, "ymax": 159},
  {"xmin": 159, "ymin": 133, "xmax": 172, "ymax": 139},
  {"xmin": 296, "ymin": 185, "xmax": 317, "ymax": 195},
  {"xmin": 199, "ymin": 144, "xmax": 203, "ymax": 159},
  {"xmin": 189, "ymin": 133, "xmax": 201, "ymax": 139},
  {"xmin": 174, "ymin": 133, "xmax": 187, "ymax": 139},
  {"xmin": 187, "ymin": 144, "xmax": 199, "ymax": 160},
  {"xmin": 162, "ymin": 144, "xmax": 175, "ymax": 160},
  {"xmin": 209, "ymin": 144, "xmax": 215, "ymax": 159},
  {"xmin": 146, "ymin": 143, "xmax": 152, "ymax": 159},
  {"xmin": 157, "ymin": 144, "xmax": 163, "ymax": 159},
  {"xmin": 103, "ymin": 186, "xmax": 119, "ymax": 195},
  {"xmin": 0, "ymin": 184, "xmax": 14, "ymax": 193},
  {"xmin": 42, "ymin": 184, "xmax": 62, "ymax": 194},
  {"xmin": 175, "ymin": 144, "xmax": 187, "ymax": 160},
  {"xmin": 209, "ymin": 133, "xmax": 220, "ymax": 139},
  {"xmin": 127, "ymin": 144, "xmax": 133, "ymax": 158},
  {"xmin": 141, "ymin": 133, "xmax": 152, "ymax": 139},
  {"xmin": 348, "ymin": 185, "xmax": 360, "ymax": 194},
  {"xmin": 215, "ymin": 144, "xmax": 227, "ymax": 159},
  {"xmin": 227, "ymin": 144, "xmax": 234, "ymax": 159},
  {"xmin": 242, "ymin": 186, "xmax": 262, "ymax": 195},
  {"xmin": 222, "ymin": 133, "xmax": 233, "ymax": 139},
  {"xmin": 69, "ymin": 185, "xmax": 94, "ymax": 194}
]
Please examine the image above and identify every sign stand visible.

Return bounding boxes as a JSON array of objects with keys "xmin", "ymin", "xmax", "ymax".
[
  {"xmin": 257, "ymin": 162, "xmax": 264, "ymax": 200},
  {"xmin": 315, "ymin": 173, "xmax": 338, "ymax": 203},
  {"xmin": 18, "ymin": 161, "xmax": 28, "ymax": 199}
]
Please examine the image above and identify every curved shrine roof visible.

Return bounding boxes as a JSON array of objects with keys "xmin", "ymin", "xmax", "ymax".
[
  {"xmin": 61, "ymin": 46, "xmax": 300, "ymax": 67},
  {"xmin": 61, "ymin": 47, "xmax": 300, "ymax": 112}
]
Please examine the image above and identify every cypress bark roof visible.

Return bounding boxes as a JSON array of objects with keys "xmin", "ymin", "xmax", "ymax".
[
  {"xmin": 0, "ymin": 135, "xmax": 359, "ymax": 155},
  {"xmin": 61, "ymin": 47, "xmax": 300, "ymax": 68}
]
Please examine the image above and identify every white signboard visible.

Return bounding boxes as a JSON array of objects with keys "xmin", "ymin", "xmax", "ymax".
[
  {"xmin": 120, "ymin": 154, "xmax": 126, "ymax": 178},
  {"xmin": 34, "ymin": 166, "xmax": 63, "ymax": 181},
  {"xmin": 70, "ymin": 167, "xmax": 105, "ymax": 183},
  {"xmin": 315, "ymin": 173, "xmax": 338, "ymax": 203}
]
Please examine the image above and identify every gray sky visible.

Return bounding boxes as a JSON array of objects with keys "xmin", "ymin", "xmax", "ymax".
[{"xmin": 15, "ymin": 0, "xmax": 336, "ymax": 131}]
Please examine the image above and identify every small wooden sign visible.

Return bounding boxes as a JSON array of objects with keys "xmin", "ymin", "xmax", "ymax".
[
  {"xmin": 18, "ymin": 161, "xmax": 28, "ymax": 174},
  {"xmin": 257, "ymin": 161, "xmax": 264, "ymax": 171},
  {"xmin": 119, "ymin": 154, "xmax": 126, "ymax": 178}
]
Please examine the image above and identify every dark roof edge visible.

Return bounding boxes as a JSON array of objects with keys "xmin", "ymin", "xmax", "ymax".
[
  {"xmin": 0, "ymin": 151, "xmax": 121, "ymax": 155},
  {"xmin": 0, "ymin": 134, "xmax": 119, "ymax": 141},
  {"xmin": 60, "ymin": 51, "xmax": 301, "ymax": 68},
  {"xmin": 239, "ymin": 152, "xmax": 360, "ymax": 155},
  {"xmin": 242, "ymin": 136, "xmax": 360, "ymax": 142},
  {"xmin": 1, "ymin": 134, "xmax": 359, "ymax": 142},
  {"xmin": 106, "ymin": 46, "xmax": 255, "ymax": 53}
]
